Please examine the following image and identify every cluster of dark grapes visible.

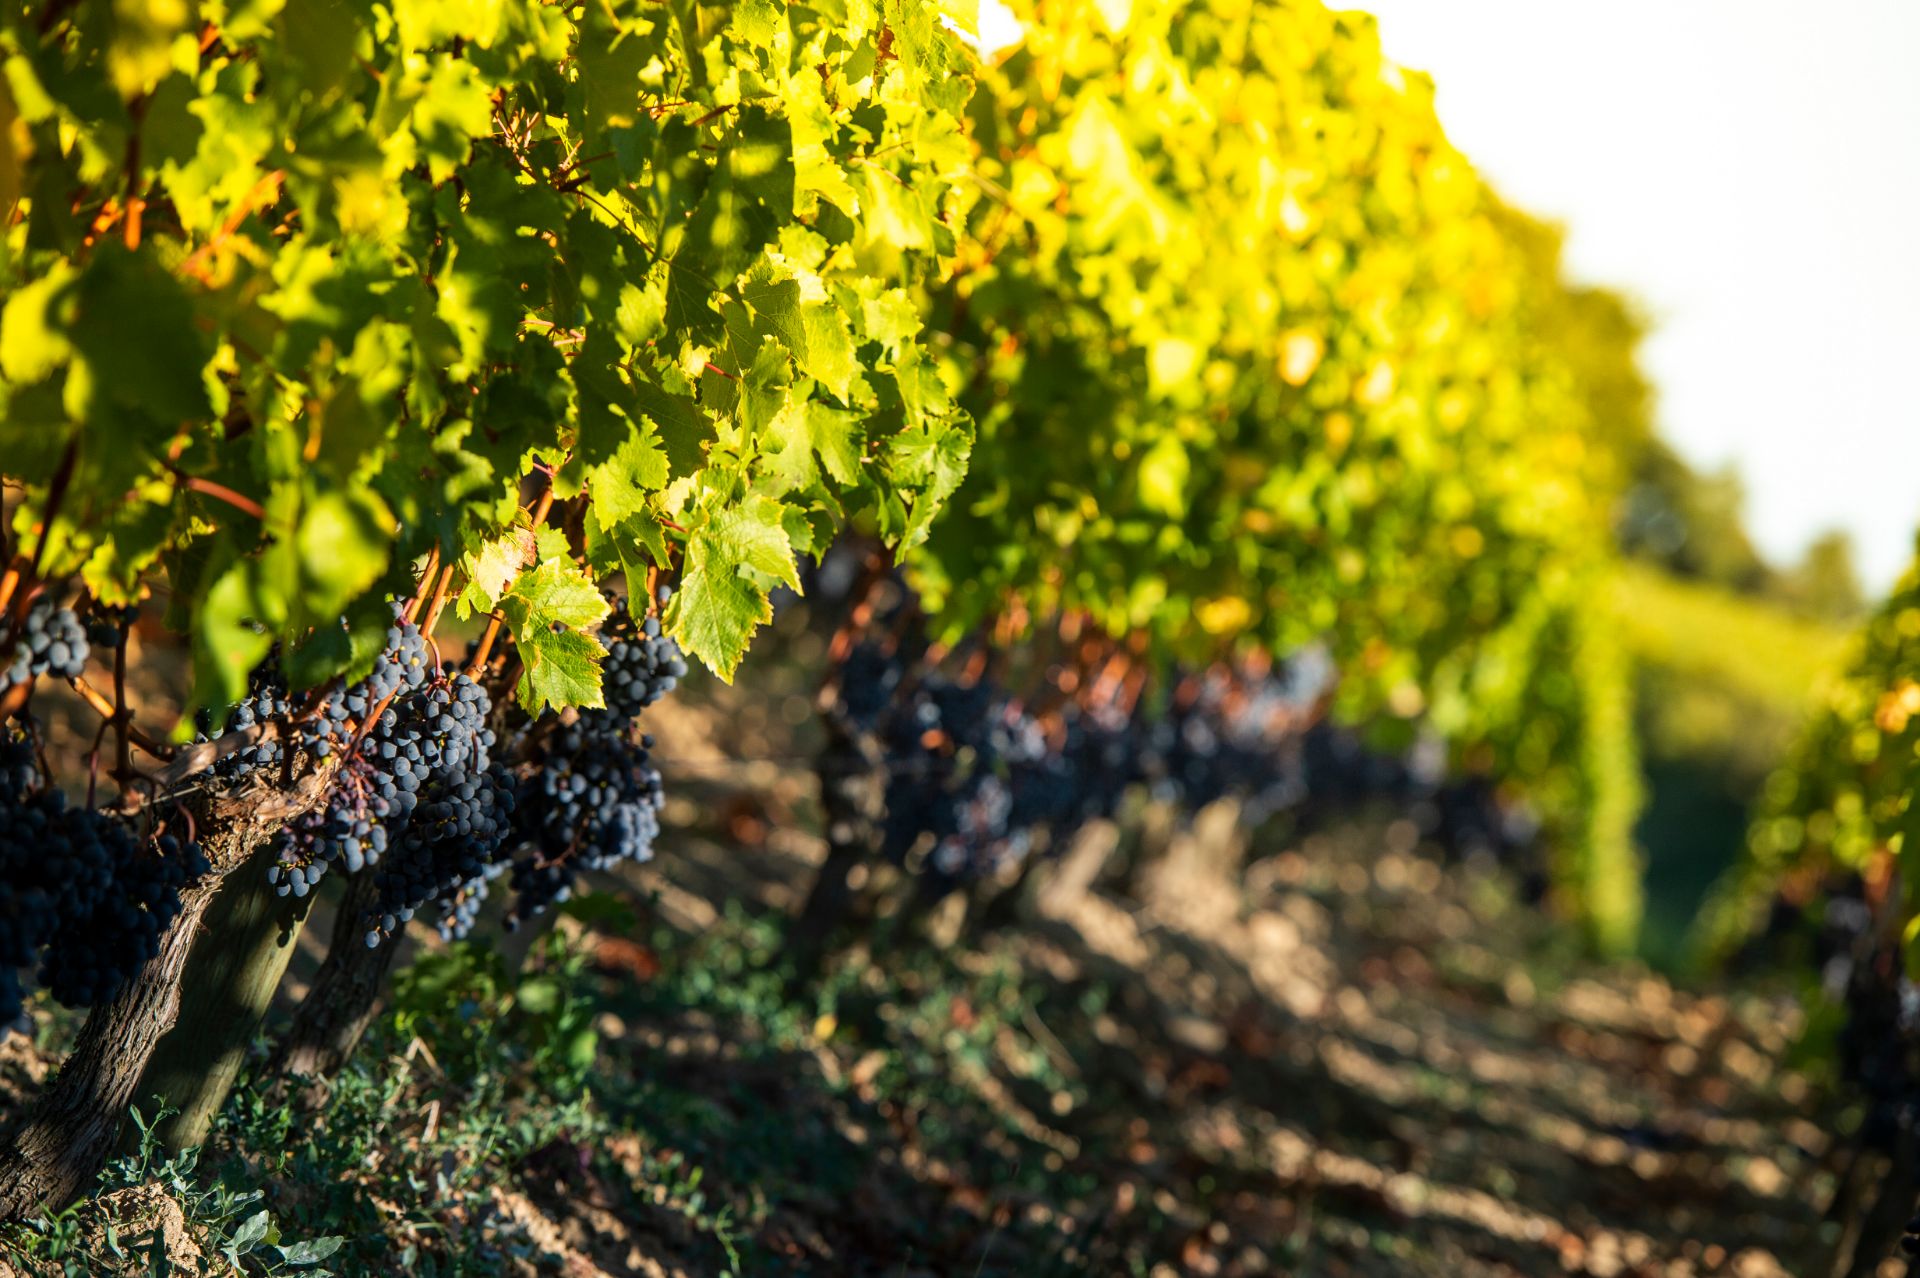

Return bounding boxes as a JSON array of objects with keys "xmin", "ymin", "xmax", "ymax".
[
  {"xmin": 0, "ymin": 580, "xmax": 685, "ymax": 1028},
  {"xmin": 836, "ymin": 639, "xmax": 908, "ymax": 727},
  {"xmin": 588, "ymin": 595, "xmax": 688, "ymax": 725},
  {"xmin": 1796, "ymin": 883, "xmax": 1920, "ymax": 1263},
  {"xmin": 0, "ymin": 734, "xmax": 208, "ymax": 1029},
  {"xmin": 203, "ymin": 668, "xmax": 299, "ymax": 781},
  {"xmin": 1289, "ymin": 721, "xmax": 1542, "ymax": 882},
  {"xmin": 1752, "ymin": 877, "xmax": 1920, "ymax": 1263},
  {"xmin": 873, "ymin": 668, "xmax": 991, "ymax": 880},
  {"xmin": 1807, "ymin": 884, "xmax": 1920, "ymax": 1152},
  {"xmin": 40, "ymin": 831, "xmax": 207, "ymax": 1006},
  {"xmin": 837, "ymin": 641, "xmax": 1138, "ymax": 895},
  {"xmin": 2, "ymin": 597, "xmax": 89, "ymax": 692},
  {"xmin": 432, "ymin": 855, "xmax": 510, "ymax": 943},
  {"xmin": 484, "ymin": 591, "xmax": 680, "ymax": 926},
  {"xmin": 249, "ymin": 608, "xmax": 522, "ymax": 955},
  {"xmin": 835, "ymin": 610, "xmax": 1545, "ymax": 899},
  {"xmin": 85, "ymin": 603, "xmax": 136, "ymax": 649},
  {"xmin": 371, "ymin": 760, "xmax": 517, "ymax": 946},
  {"xmin": 1146, "ymin": 663, "xmax": 1323, "ymax": 819},
  {"xmin": 837, "ymin": 634, "xmax": 1315, "ymax": 895},
  {"xmin": 510, "ymin": 724, "xmax": 664, "ymax": 924},
  {"xmin": 199, "ymin": 591, "xmax": 686, "ymax": 947},
  {"xmin": 262, "ymin": 613, "xmax": 439, "ymax": 896}
]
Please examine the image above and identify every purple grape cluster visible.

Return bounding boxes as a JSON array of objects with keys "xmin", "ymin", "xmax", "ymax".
[
  {"xmin": 584, "ymin": 595, "xmax": 688, "ymax": 729},
  {"xmin": 365, "ymin": 762, "xmax": 517, "ymax": 946},
  {"xmin": 264, "ymin": 612, "xmax": 509, "ymax": 945},
  {"xmin": 264, "ymin": 614, "xmax": 438, "ymax": 896},
  {"xmin": 489, "ymin": 593, "xmax": 683, "ymax": 926},
  {"xmin": 868, "ymin": 670, "xmax": 1098, "ymax": 891},
  {"xmin": 241, "ymin": 590, "xmax": 685, "ymax": 946},
  {"xmin": 507, "ymin": 724, "xmax": 664, "ymax": 927},
  {"xmin": 40, "ymin": 831, "xmax": 208, "ymax": 1007},
  {"xmin": 85, "ymin": 603, "xmax": 136, "ymax": 649},
  {"xmin": 2, "ymin": 597, "xmax": 89, "ymax": 692},
  {"xmin": 0, "ymin": 734, "xmax": 208, "ymax": 1028}
]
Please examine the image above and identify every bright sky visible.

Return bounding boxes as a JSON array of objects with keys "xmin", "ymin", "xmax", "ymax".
[{"xmin": 1354, "ymin": 0, "xmax": 1920, "ymax": 590}]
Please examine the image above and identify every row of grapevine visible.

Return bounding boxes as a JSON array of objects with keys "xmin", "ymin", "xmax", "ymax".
[
  {"xmin": 1716, "ymin": 543, "xmax": 1920, "ymax": 919},
  {"xmin": 0, "ymin": 0, "xmax": 1656, "ymax": 1221},
  {"xmin": 913, "ymin": 0, "xmax": 1645, "ymax": 948},
  {"xmin": 1704, "ymin": 547, "xmax": 1920, "ymax": 1273},
  {"xmin": 0, "ymin": 0, "xmax": 983, "ymax": 1213}
]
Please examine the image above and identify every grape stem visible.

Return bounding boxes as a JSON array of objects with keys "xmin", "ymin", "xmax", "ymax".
[
  {"xmin": 168, "ymin": 471, "xmax": 266, "ymax": 521},
  {"xmin": 417, "ymin": 563, "xmax": 457, "ymax": 644},
  {"xmin": 120, "ymin": 96, "xmax": 147, "ymax": 252},
  {"xmin": 179, "ymin": 169, "xmax": 285, "ymax": 282},
  {"xmin": 467, "ymin": 482, "xmax": 555, "ymax": 676},
  {"xmin": 466, "ymin": 611, "xmax": 507, "ymax": 679},
  {"xmin": 400, "ymin": 546, "xmax": 441, "ymax": 625},
  {"xmin": 0, "ymin": 560, "xmax": 21, "ymax": 618},
  {"xmin": 20, "ymin": 443, "xmax": 77, "ymax": 609},
  {"xmin": 65, "ymin": 674, "xmax": 174, "ymax": 762}
]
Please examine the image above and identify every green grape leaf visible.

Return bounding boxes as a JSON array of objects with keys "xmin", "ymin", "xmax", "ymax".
[
  {"xmin": 67, "ymin": 248, "xmax": 212, "ymax": 422},
  {"xmin": 532, "ymin": 525, "xmax": 572, "ymax": 564},
  {"xmin": 631, "ymin": 378, "xmax": 715, "ymax": 477},
  {"xmin": 1136, "ymin": 436, "xmax": 1189, "ymax": 518},
  {"xmin": 458, "ymin": 527, "xmax": 538, "ymax": 619},
  {"xmin": 190, "ymin": 560, "xmax": 284, "ymax": 724},
  {"xmin": 412, "ymin": 56, "xmax": 493, "ymax": 185},
  {"xmin": 293, "ymin": 487, "xmax": 394, "ymax": 624},
  {"xmin": 576, "ymin": 0, "xmax": 659, "ymax": 133},
  {"xmin": 587, "ymin": 426, "xmax": 670, "ymax": 532},
  {"xmin": 498, "ymin": 557, "xmax": 612, "ymax": 712},
  {"xmin": 861, "ymin": 289, "xmax": 920, "ymax": 355},
  {"xmin": 884, "ymin": 416, "xmax": 973, "ymax": 548},
  {"xmin": 0, "ymin": 262, "xmax": 76, "ymax": 383},
  {"xmin": 665, "ymin": 497, "xmax": 800, "ymax": 681},
  {"xmin": 764, "ymin": 398, "xmax": 862, "ymax": 495}
]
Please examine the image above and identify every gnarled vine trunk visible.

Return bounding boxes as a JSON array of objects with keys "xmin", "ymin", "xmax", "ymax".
[
  {"xmin": 136, "ymin": 846, "xmax": 313, "ymax": 1152},
  {"xmin": 271, "ymin": 870, "xmax": 399, "ymax": 1081},
  {"xmin": 0, "ymin": 874, "xmax": 220, "ymax": 1219},
  {"xmin": 0, "ymin": 760, "xmax": 332, "ymax": 1220},
  {"xmin": 788, "ymin": 708, "xmax": 887, "ymax": 984}
]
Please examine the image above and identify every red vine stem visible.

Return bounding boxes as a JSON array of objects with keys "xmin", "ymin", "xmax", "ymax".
[
  {"xmin": 465, "ymin": 611, "xmax": 508, "ymax": 680},
  {"xmin": 179, "ymin": 168, "xmax": 285, "ymax": 282},
  {"xmin": 401, "ymin": 546, "xmax": 442, "ymax": 625},
  {"xmin": 417, "ymin": 563, "xmax": 457, "ymax": 640},
  {"xmin": 342, "ymin": 546, "xmax": 466, "ymax": 760},
  {"xmin": 466, "ymin": 483, "xmax": 556, "ymax": 677},
  {"xmin": 121, "ymin": 95, "xmax": 146, "ymax": 252},
  {"xmin": 111, "ymin": 622, "xmax": 133, "ymax": 778},
  {"xmin": 65, "ymin": 673, "xmax": 173, "ymax": 760},
  {"xmin": 175, "ymin": 474, "xmax": 265, "ymax": 520}
]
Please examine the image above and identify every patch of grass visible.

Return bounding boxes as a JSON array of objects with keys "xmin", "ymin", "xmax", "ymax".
[{"xmin": 3, "ymin": 1103, "xmax": 344, "ymax": 1276}]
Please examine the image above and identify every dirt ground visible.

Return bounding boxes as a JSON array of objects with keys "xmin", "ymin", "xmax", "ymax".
[{"xmin": 0, "ymin": 671, "xmax": 1865, "ymax": 1277}]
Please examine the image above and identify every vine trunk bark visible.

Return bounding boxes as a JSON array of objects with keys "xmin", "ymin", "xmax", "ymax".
[
  {"xmin": 0, "ymin": 761, "xmax": 334, "ymax": 1220},
  {"xmin": 788, "ymin": 708, "xmax": 886, "ymax": 984},
  {"xmin": 1835, "ymin": 1135, "xmax": 1915, "ymax": 1278},
  {"xmin": 0, "ymin": 876, "xmax": 219, "ymax": 1219},
  {"xmin": 271, "ymin": 870, "xmax": 400, "ymax": 1080},
  {"xmin": 135, "ymin": 846, "xmax": 313, "ymax": 1152}
]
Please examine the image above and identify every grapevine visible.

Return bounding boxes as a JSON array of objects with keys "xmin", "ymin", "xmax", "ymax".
[{"xmin": 0, "ymin": 0, "xmax": 1724, "ymax": 1236}]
